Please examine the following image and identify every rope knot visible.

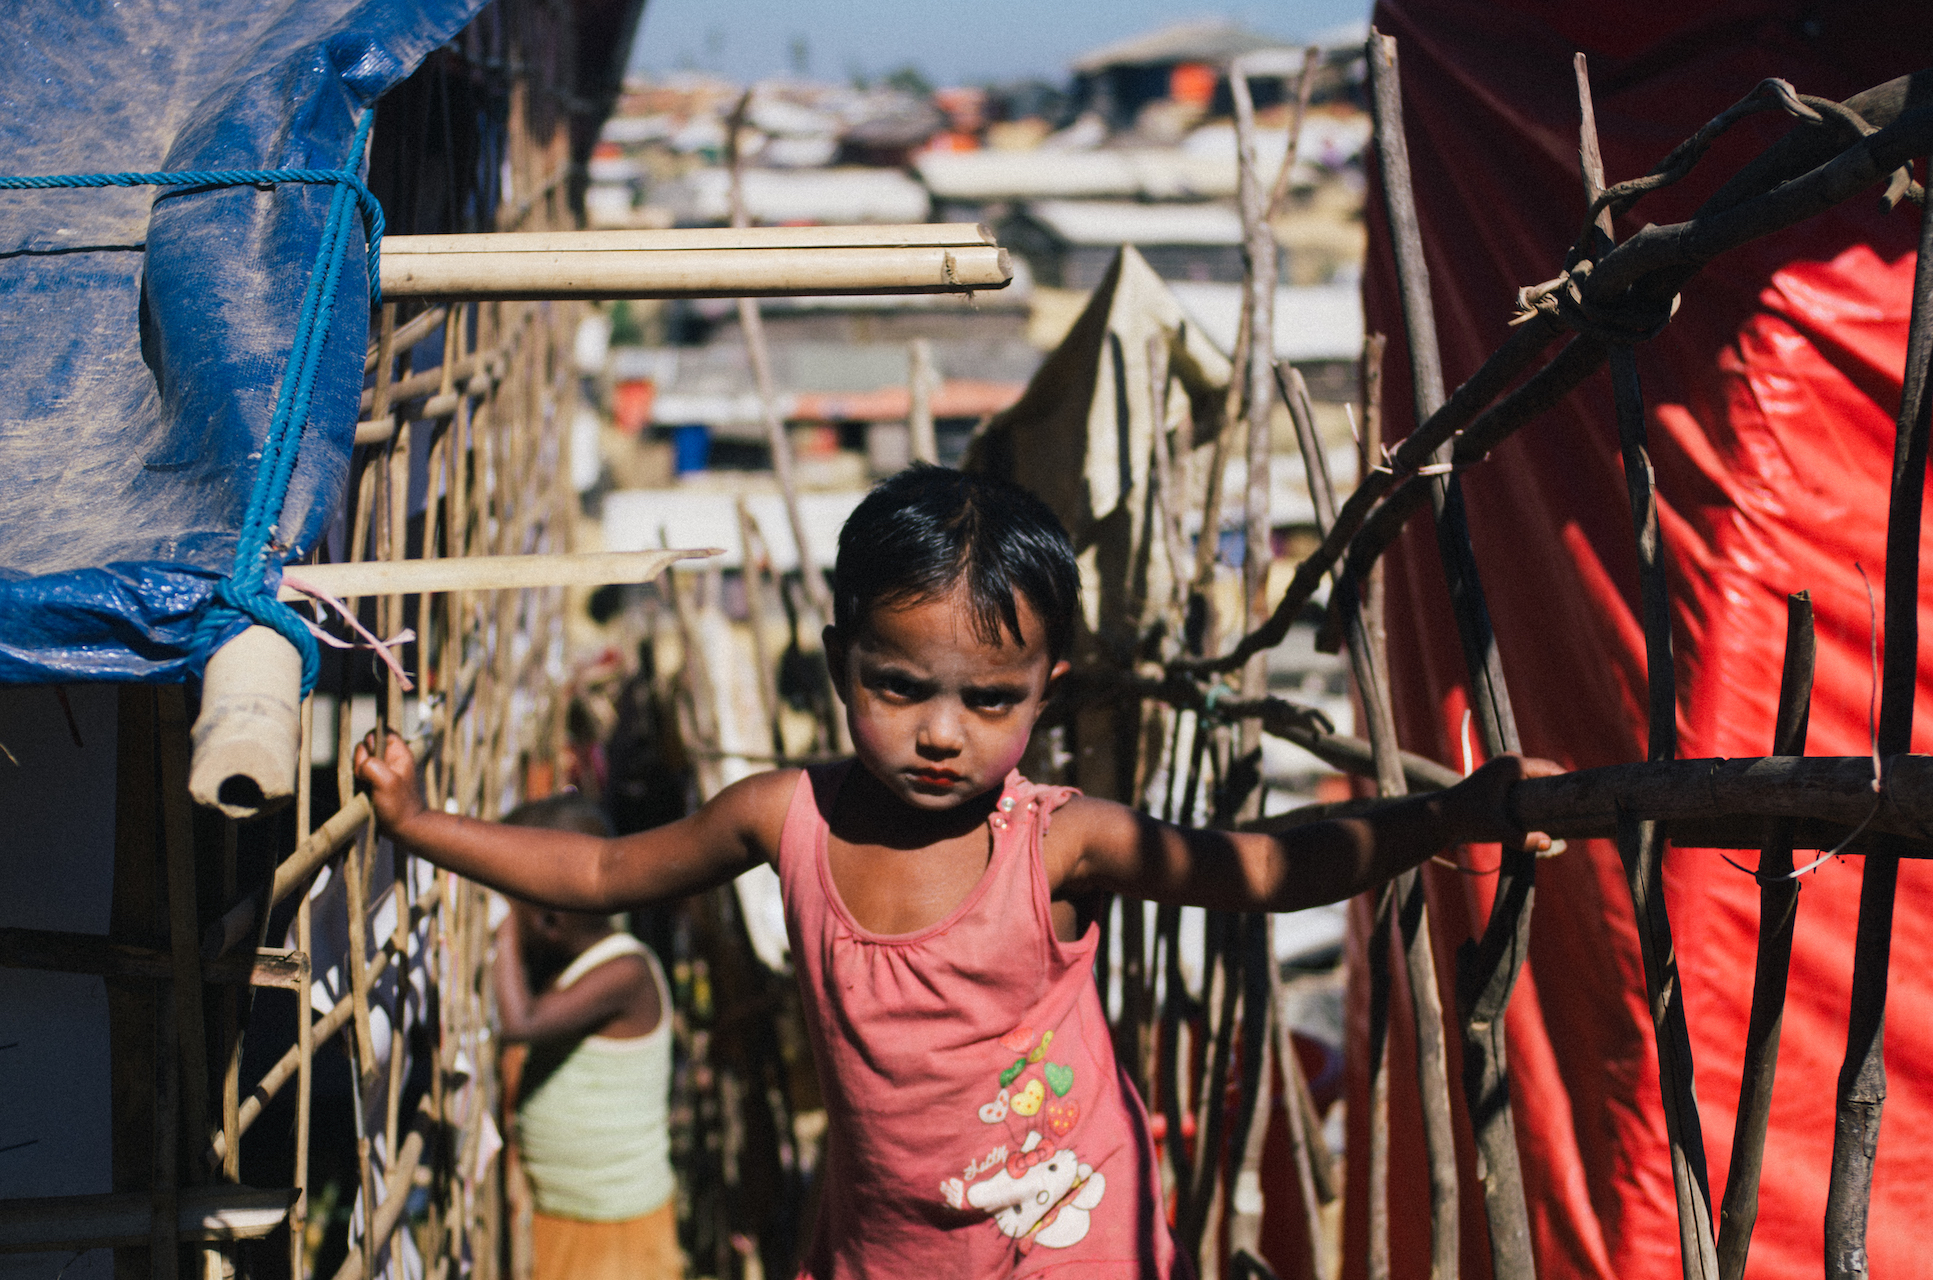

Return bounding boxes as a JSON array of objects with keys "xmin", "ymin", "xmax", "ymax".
[{"xmin": 1511, "ymin": 259, "xmax": 1679, "ymax": 344}]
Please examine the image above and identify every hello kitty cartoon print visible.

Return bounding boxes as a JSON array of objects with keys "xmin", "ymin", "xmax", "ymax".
[
  {"xmin": 778, "ymin": 766, "xmax": 1181, "ymax": 1278},
  {"xmin": 938, "ymin": 1025, "xmax": 1107, "ymax": 1253}
]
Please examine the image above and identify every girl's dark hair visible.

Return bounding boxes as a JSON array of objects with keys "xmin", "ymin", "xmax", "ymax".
[{"xmin": 833, "ymin": 464, "xmax": 1081, "ymax": 663}]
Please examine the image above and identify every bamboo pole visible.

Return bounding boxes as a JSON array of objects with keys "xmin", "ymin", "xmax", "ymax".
[
  {"xmin": 292, "ymin": 696, "xmax": 314, "ymax": 1280},
  {"xmin": 1715, "ymin": 592, "xmax": 1812, "ymax": 1279},
  {"xmin": 189, "ymin": 626, "xmax": 304, "ymax": 820},
  {"xmin": 0, "ymin": 1188, "xmax": 293, "ymax": 1254},
  {"xmin": 277, "ymin": 548, "xmax": 715, "ymax": 600},
  {"xmin": 388, "ymin": 222, "xmax": 1000, "ymax": 254},
  {"xmin": 366, "ymin": 306, "xmax": 447, "ymax": 373},
  {"xmin": 1824, "ymin": 126, "xmax": 1933, "ymax": 1280},
  {"xmin": 331, "ymin": 1099, "xmax": 436, "ymax": 1280},
  {"xmin": 908, "ymin": 338, "xmax": 938, "ymax": 466},
  {"xmin": 380, "ymin": 241, "xmax": 1012, "ymax": 300},
  {"xmin": 218, "ymin": 821, "xmax": 241, "ymax": 1193},
  {"xmin": 342, "ymin": 824, "xmax": 379, "ymax": 1083},
  {"xmin": 210, "ymin": 892, "xmax": 431, "ymax": 1163}
]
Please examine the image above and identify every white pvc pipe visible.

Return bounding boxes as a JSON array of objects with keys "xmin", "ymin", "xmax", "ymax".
[{"xmin": 190, "ymin": 626, "xmax": 302, "ymax": 820}]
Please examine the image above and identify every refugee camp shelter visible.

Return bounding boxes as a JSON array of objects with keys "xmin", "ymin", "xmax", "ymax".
[{"xmin": 0, "ymin": 0, "xmax": 650, "ymax": 1275}]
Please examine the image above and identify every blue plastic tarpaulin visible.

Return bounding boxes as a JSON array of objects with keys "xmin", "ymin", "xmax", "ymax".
[{"xmin": 0, "ymin": 0, "xmax": 487, "ymax": 683}]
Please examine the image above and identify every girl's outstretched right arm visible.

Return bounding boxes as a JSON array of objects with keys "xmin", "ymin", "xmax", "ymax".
[{"xmin": 353, "ymin": 730, "xmax": 796, "ymax": 913}]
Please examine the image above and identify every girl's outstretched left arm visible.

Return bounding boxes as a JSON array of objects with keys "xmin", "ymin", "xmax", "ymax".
[{"xmin": 1049, "ymin": 754, "xmax": 1563, "ymax": 913}]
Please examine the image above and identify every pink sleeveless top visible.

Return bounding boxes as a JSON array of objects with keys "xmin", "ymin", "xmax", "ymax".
[{"xmin": 779, "ymin": 764, "xmax": 1181, "ymax": 1279}]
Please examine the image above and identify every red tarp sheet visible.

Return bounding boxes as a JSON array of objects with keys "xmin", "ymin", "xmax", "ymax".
[{"xmin": 1344, "ymin": 5, "xmax": 1933, "ymax": 1278}]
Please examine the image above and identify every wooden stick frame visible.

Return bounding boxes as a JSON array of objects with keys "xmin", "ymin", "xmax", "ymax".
[{"xmin": 1061, "ymin": 44, "xmax": 1933, "ymax": 1280}]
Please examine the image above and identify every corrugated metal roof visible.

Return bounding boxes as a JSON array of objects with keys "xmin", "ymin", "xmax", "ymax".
[
  {"xmin": 1070, "ymin": 19, "xmax": 1293, "ymax": 72},
  {"xmin": 1026, "ymin": 199, "xmax": 1246, "ymax": 246},
  {"xmin": 916, "ymin": 149, "xmax": 1238, "ymax": 201},
  {"xmin": 657, "ymin": 166, "xmax": 931, "ymax": 224},
  {"xmin": 612, "ymin": 339, "xmax": 1039, "ymax": 433},
  {"xmin": 1168, "ymin": 281, "xmax": 1363, "ymax": 363},
  {"xmin": 603, "ymin": 488, "xmax": 861, "ymax": 571}
]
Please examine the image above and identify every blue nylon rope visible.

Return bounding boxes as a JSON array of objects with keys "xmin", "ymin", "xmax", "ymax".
[
  {"xmin": 0, "ymin": 167, "xmax": 384, "ymax": 303},
  {"xmin": 1, "ymin": 111, "xmax": 382, "ymax": 694}
]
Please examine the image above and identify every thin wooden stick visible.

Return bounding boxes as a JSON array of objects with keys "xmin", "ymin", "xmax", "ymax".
[
  {"xmin": 157, "ymin": 690, "xmax": 211, "ymax": 1191},
  {"xmin": 1284, "ymin": 352, "xmax": 1460, "ymax": 1278},
  {"xmin": 1227, "ymin": 60, "xmax": 1280, "ymax": 835},
  {"xmin": 370, "ymin": 303, "xmax": 398, "ymax": 426},
  {"xmin": 1573, "ymin": 58, "xmax": 1720, "ymax": 1280},
  {"xmin": 1193, "ymin": 78, "xmax": 1933, "ymax": 683},
  {"xmin": 152, "ymin": 950, "xmax": 180, "ymax": 1280},
  {"xmin": 726, "ymin": 92, "xmax": 842, "ymax": 690},
  {"xmin": 1228, "ymin": 59, "xmax": 1279, "ymax": 643},
  {"xmin": 1377, "ymin": 30, "xmax": 1544, "ymax": 1278},
  {"xmin": 1264, "ymin": 49, "xmax": 1322, "ymax": 222},
  {"xmin": 1272, "ymin": 945, "xmax": 1331, "ymax": 1279},
  {"xmin": 737, "ymin": 498, "xmax": 787, "ymax": 759},
  {"xmin": 1145, "ymin": 336, "xmax": 1190, "ymax": 633},
  {"xmin": 1365, "ymin": 885, "xmax": 1395, "ymax": 1280},
  {"xmin": 1226, "ymin": 916, "xmax": 1276, "ymax": 1261},
  {"xmin": 1369, "ymin": 28, "xmax": 1518, "ymax": 760},
  {"xmin": 1185, "ymin": 918, "xmax": 1241, "ymax": 1276},
  {"xmin": 1824, "ymin": 126, "xmax": 1933, "ymax": 1280},
  {"xmin": 1716, "ymin": 592, "xmax": 1812, "ymax": 1280}
]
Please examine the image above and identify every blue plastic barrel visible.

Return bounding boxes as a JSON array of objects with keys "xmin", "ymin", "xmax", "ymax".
[{"xmin": 671, "ymin": 424, "xmax": 710, "ymax": 474}]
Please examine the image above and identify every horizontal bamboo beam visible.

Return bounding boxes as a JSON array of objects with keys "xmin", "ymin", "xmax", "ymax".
[
  {"xmin": 390, "ymin": 223, "xmax": 998, "ymax": 253},
  {"xmin": 278, "ymin": 549, "xmax": 718, "ymax": 602},
  {"xmin": 0, "ymin": 928, "xmax": 304, "ymax": 989},
  {"xmin": 0, "ymin": 1186, "xmax": 291, "ymax": 1252},
  {"xmin": 380, "ymin": 225, "xmax": 1012, "ymax": 300}
]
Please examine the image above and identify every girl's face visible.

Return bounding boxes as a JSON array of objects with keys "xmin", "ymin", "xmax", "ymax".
[{"xmin": 827, "ymin": 583, "xmax": 1069, "ymax": 813}]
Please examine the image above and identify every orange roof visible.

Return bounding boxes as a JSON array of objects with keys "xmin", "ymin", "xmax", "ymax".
[{"xmin": 789, "ymin": 379, "xmax": 1024, "ymax": 423}]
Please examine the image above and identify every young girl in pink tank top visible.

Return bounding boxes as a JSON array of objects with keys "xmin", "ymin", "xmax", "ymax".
[{"xmin": 358, "ymin": 465, "xmax": 1559, "ymax": 1278}]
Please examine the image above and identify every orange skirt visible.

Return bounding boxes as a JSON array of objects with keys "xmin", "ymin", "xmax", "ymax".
[{"xmin": 530, "ymin": 1199, "xmax": 683, "ymax": 1280}]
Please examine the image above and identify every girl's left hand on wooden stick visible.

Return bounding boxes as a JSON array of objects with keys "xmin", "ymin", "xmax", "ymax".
[{"xmin": 354, "ymin": 729, "xmax": 425, "ymax": 834}]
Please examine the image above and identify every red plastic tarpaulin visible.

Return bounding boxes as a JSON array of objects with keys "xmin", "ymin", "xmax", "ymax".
[{"xmin": 1347, "ymin": 5, "xmax": 1933, "ymax": 1279}]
